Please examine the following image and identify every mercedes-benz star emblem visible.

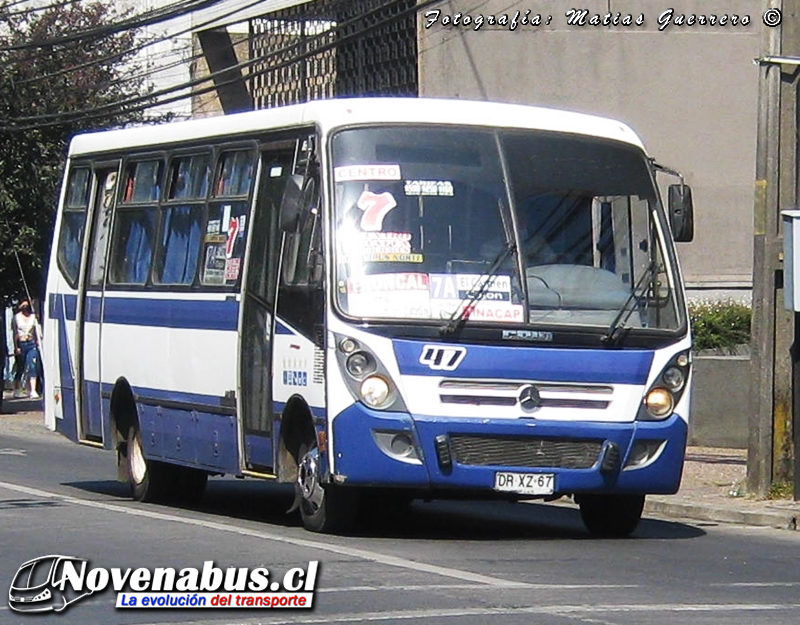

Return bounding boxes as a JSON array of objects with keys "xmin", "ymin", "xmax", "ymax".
[{"xmin": 518, "ymin": 385, "xmax": 542, "ymax": 412}]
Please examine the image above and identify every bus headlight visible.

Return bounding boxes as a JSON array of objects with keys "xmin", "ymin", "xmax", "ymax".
[
  {"xmin": 662, "ymin": 366, "xmax": 685, "ymax": 392},
  {"xmin": 334, "ymin": 333, "xmax": 408, "ymax": 412},
  {"xmin": 637, "ymin": 350, "xmax": 691, "ymax": 421},
  {"xmin": 360, "ymin": 376, "xmax": 392, "ymax": 408},
  {"xmin": 346, "ymin": 351, "xmax": 376, "ymax": 377},
  {"xmin": 644, "ymin": 388, "xmax": 674, "ymax": 417}
]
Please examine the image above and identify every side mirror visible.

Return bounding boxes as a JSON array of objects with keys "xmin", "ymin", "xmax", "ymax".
[
  {"xmin": 278, "ymin": 175, "xmax": 305, "ymax": 231},
  {"xmin": 668, "ymin": 184, "xmax": 694, "ymax": 243}
]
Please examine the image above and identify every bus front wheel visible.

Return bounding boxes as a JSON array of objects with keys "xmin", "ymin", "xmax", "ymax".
[
  {"xmin": 577, "ymin": 494, "xmax": 645, "ymax": 537},
  {"xmin": 296, "ymin": 442, "xmax": 358, "ymax": 533},
  {"xmin": 126, "ymin": 426, "xmax": 177, "ymax": 503}
]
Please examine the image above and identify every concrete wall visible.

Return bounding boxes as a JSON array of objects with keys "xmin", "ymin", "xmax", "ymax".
[
  {"xmin": 689, "ymin": 356, "xmax": 751, "ymax": 448},
  {"xmin": 417, "ymin": 0, "xmax": 761, "ymax": 295}
]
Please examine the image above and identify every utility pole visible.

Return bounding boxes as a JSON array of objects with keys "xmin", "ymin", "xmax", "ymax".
[{"xmin": 750, "ymin": 0, "xmax": 800, "ymax": 496}]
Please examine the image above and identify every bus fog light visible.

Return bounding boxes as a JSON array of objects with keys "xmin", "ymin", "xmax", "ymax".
[
  {"xmin": 624, "ymin": 440, "xmax": 666, "ymax": 470},
  {"xmin": 662, "ymin": 366, "xmax": 685, "ymax": 392},
  {"xmin": 644, "ymin": 388, "xmax": 674, "ymax": 418},
  {"xmin": 390, "ymin": 432, "xmax": 414, "ymax": 455},
  {"xmin": 360, "ymin": 376, "xmax": 391, "ymax": 407},
  {"xmin": 372, "ymin": 430, "xmax": 421, "ymax": 462}
]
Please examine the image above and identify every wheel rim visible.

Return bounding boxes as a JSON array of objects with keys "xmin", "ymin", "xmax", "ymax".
[
  {"xmin": 298, "ymin": 446, "xmax": 324, "ymax": 514},
  {"xmin": 129, "ymin": 431, "xmax": 147, "ymax": 485}
]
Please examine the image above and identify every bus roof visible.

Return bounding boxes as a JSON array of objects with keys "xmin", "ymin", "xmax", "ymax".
[{"xmin": 67, "ymin": 97, "xmax": 647, "ymax": 157}]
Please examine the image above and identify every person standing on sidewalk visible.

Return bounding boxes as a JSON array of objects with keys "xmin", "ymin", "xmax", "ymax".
[{"xmin": 12, "ymin": 300, "xmax": 40, "ymax": 399}]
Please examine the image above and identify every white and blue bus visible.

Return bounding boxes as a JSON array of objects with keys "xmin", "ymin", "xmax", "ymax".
[{"xmin": 44, "ymin": 98, "xmax": 694, "ymax": 536}]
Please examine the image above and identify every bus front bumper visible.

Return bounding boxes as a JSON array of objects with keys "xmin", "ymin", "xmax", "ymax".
[{"xmin": 331, "ymin": 404, "xmax": 688, "ymax": 496}]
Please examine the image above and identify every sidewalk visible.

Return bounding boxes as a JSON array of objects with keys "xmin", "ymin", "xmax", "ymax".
[
  {"xmin": 646, "ymin": 447, "xmax": 800, "ymax": 531},
  {"xmin": 2, "ymin": 394, "xmax": 799, "ymax": 530}
]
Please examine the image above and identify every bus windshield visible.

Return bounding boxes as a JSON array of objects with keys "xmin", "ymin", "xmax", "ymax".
[{"xmin": 331, "ymin": 125, "xmax": 682, "ymax": 333}]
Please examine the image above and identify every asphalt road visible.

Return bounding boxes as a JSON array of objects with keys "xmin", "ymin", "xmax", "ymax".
[{"xmin": 2, "ymin": 409, "xmax": 800, "ymax": 625}]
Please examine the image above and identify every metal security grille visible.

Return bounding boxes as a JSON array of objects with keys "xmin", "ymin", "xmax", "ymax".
[
  {"xmin": 249, "ymin": 0, "xmax": 418, "ymax": 109},
  {"xmin": 449, "ymin": 435, "xmax": 604, "ymax": 470}
]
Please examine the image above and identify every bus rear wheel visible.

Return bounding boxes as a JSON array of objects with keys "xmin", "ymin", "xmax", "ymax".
[
  {"xmin": 126, "ymin": 426, "xmax": 178, "ymax": 503},
  {"xmin": 296, "ymin": 442, "xmax": 358, "ymax": 533},
  {"xmin": 577, "ymin": 494, "xmax": 645, "ymax": 537}
]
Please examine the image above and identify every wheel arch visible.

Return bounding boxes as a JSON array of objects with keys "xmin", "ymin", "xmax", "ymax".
[
  {"xmin": 277, "ymin": 395, "xmax": 316, "ymax": 483},
  {"xmin": 109, "ymin": 377, "xmax": 139, "ymax": 482}
]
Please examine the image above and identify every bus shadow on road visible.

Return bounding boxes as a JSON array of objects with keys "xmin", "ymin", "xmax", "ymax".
[
  {"xmin": 63, "ymin": 477, "xmax": 705, "ymax": 541},
  {"xmin": 353, "ymin": 499, "xmax": 706, "ymax": 541}
]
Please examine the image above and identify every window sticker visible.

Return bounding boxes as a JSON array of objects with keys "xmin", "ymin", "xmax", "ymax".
[
  {"xmin": 344, "ymin": 272, "xmax": 431, "ymax": 318},
  {"xmin": 343, "ymin": 232, "xmax": 424, "ymax": 263},
  {"xmin": 357, "ymin": 190, "xmax": 397, "ymax": 232},
  {"xmin": 428, "ymin": 273, "xmax": 524, "ymax": 323},
  {"xmin": 226, "ymin": 217, "xmax": 240, "ymax": 258},
  {"xmin": 404, "ymin": 180, "xmax": 455, "ymax": 197},
  {"xmin": 222, "ymin": 205, "xmax": 232, "ymax": 232},
  {"xmin": 334, "ymin": 164, "xmax": 401, "ymax": 182},
  {"xmin": 207, "ymin": 219, "xmax": 222, "ymax": 234},
  {"xmin": 225, "ymin": 257, "xmax": 241, "ymax": 281},
  {"xmin": 203, "ymin": 244, "xmax": 227, "ymax": 285}
]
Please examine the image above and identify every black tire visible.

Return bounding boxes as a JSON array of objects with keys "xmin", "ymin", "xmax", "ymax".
[
  {"xmin": 126, "ymin": 426, "xmax": 178, "ymax": 503},
  {"xmin": 296, "ymin": 442, "xmax": 359, "ymax": 533},
  {"xmin": 578, "ymin": 494, "xmax": 645, "ymax": 538}
]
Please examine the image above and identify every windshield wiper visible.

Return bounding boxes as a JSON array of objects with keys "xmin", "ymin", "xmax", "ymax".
[
  {"xmin": 601, "ymin": 260, "xmax": 656, "ymax": 347},
  {"xmin": 439, "ymin": 241, "xmax": 517, "ymax": 337}
]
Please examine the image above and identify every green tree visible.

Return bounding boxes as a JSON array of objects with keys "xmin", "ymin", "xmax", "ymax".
[{"xmin": 0, "ymin": 0, "xmax": 159, "ymax": 309}]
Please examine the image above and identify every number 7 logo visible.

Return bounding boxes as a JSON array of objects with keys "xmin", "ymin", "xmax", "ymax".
[{"xmin": 357, "ymin": 191, "xmax": 397, "ymax": 231}]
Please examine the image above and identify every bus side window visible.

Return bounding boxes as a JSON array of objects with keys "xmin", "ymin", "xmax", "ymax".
[
  {"xmin": 156, "ymin": 206, "xmax": 203, "ymax": 285},
  {"xmin": 56, "ymin": 167, "xmax": 91, "ymax": 287},
  {"xmin": 200, "ymin": 148, "xmax": 255, "ymax": 287},
  {"xmin": 154, "ymin": 154, "xmax": 209, "ymax": 285},
  {"xmin": 87, "ymin": 170, "xmax": 118, "ymax": 287},
  {"xmin": 108, "ymin": 209, "xmax": 158, "ymax": 285},
  {"xmin": 109, "ymin": 158, "xmax": 163, "ymax": 286},
  {"xmin": 281, "ymin": 173, "xmax": 320, "ymax": 286}
]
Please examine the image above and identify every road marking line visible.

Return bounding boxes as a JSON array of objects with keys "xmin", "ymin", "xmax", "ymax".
[
  {"xmin": 128, "ymin": 602, "xmax": 800, "ymax": 625},
  {"xmin": 0, "ymin": 448, "xmax": 26, "ymax": 456},
  {"xmin": 318, "ymin": 583, "xmax": 639, "ymax": 593},
  {"xmin": 0, "ymin": 480, "xmax": 524, "ymax": 587},
  {"xmin": 714, "ymin": 582, "xmax": 800, "ymax": 587}
]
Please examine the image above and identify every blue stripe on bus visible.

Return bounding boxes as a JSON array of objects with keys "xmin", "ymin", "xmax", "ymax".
[
  {"xmin": 49, "ymin": 292, "xmax": 78, "ymax": 322},
  {"xmin": 48, "ymin": 293, "xmax": 238, "ymax": 331},
  {"xmin": 393, "ymin": 339, "xmax": 653, "ymax": 385},
  {"xmin": 96, "ymin": 297, "xmax": 239, "ymax": 331},
  {"xmin": 122, "ymin": 383, "xmax": 234, "ymax": 409}
]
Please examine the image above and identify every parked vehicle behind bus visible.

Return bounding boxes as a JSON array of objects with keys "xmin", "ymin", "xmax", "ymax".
[{"xmin": 43, "ymin": 98, "xmax": 694, "ymax": 536}]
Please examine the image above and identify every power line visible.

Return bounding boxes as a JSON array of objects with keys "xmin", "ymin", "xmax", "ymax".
[
  {"xmin": 0, "ymin": 0, "xmax": 444, "ymax": 131},
  {"xmin": 0, "ymin": 0, "xmax": 84, "ymax": 20},
  {"xmin": 0, "ymin": 0, "xmax": 223, "ymax": 52},
  {"xmin": 14, "ymin": 0, "xmax": 267, "ymax": 87}
]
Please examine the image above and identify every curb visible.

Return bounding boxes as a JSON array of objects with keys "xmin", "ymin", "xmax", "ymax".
[{"xmin": 645, "ymin": 498, "xmax": 800, "ymax": 531}]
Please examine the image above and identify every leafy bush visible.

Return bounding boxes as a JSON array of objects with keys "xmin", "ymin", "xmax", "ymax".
[{"xmin": 689, "ymin": 300, "xmax": 751, "ymax": 351}]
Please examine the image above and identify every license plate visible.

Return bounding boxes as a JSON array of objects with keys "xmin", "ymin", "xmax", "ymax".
[{"xmin": 494, "ymin": 471, "xmax": 555, "ymax": 495}]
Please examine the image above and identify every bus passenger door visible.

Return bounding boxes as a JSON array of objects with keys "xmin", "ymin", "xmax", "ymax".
[
  {"xmin": 77, "ymin": 166, "xmax": 118, "ymax": 443},
  {"xmin": 239, "ymin": 144, "xmax": 296, "ymax": 472}
]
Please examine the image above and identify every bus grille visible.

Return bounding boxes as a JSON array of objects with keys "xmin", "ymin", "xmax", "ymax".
[{"xmin": 449, "ymin": 435, "xmax": 603, "ymax": 469}]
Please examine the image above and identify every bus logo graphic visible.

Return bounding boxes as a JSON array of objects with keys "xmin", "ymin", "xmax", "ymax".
[
  {"xmin": 8, "ymin": 555, "xmax": 93, "ymax": 613},
  {"xmin": 419, "ymin": 345, "xmax": 467, "ymax": 371}
]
